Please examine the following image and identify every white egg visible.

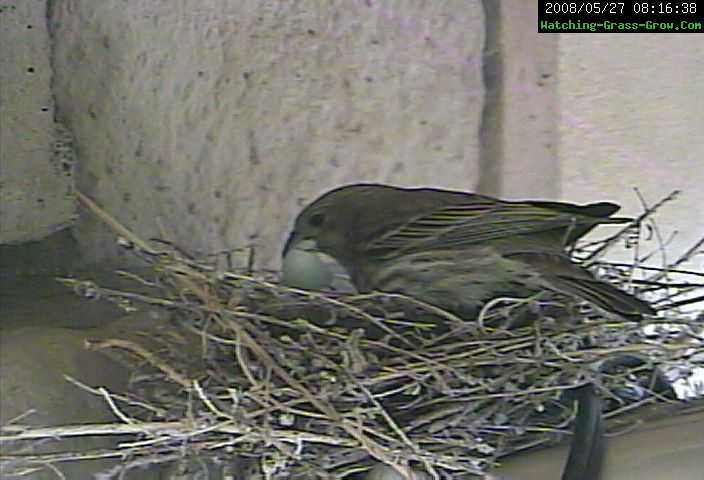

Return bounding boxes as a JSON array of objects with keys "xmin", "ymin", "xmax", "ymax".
[{"xmin": 281, "ymin": 240, "xmax": 334, "ymax": 290}]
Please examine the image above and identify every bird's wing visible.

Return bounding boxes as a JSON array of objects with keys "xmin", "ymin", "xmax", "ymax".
[
  {"xmin": 508, "ymin": 251, "xmax": 655, "ymax": 317},
  {"xmin": 367, "ymin": 200, "xmax": 608, "ymax": 256}
]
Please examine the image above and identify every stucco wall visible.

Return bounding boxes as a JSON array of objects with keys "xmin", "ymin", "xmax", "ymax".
[
  {"xmin": 6, "ymin": 1, "xmax": 702, "ymax": 277},
  {"xmin": 558, "ymin": 34, "xmax": 704, "ymax": 273},
  {"xmin": 49, "ymin": 0, "xmax": 485, "ymax": 269},
  {"xmin": 0, "ymin": 0, "xmax": 75, "ymax": 244},
  {"xmin": 483, "ymin": 2, "xmax": 560, "ymax": 199}
]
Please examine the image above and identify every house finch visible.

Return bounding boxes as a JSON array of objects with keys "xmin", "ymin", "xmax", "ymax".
[
  {"xmin": 282, "ymin": 183, "xmax": 654, "ymax": 319},
  {"xmin": 282, "ymin": 183, "xmax": 639, "ymax": 480}
]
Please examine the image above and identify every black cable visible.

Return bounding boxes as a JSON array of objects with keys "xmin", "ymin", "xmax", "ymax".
[{"xmin": 562, "ymin": 383, "xmax": 604, "ymax": 480}]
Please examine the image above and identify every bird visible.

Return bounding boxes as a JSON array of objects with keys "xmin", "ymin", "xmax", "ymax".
[
  {"xmin": 281, "ymin": 183, "xmax": 655, "ymax": 480},
  {"xmin": 282, "ymin": 183, "xmax": 654, "ymax": 319}
]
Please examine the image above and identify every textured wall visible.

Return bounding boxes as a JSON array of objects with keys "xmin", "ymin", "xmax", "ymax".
[
  {"xmin": 558, "ymin": 34, "xmax": 704, "ymax": 273},
  {"xmin": 0, "ymin": 0, "xmax": 75, "ymax": 244},
  {"xmin": 49, "ymin": 0, "xmax": 485, "ymax": 269},
  {"xmin": 480, "ymin": 1, "xmax": 560, "ymax": 199}
]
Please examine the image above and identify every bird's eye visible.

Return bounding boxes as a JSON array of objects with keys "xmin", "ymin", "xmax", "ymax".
[{"xmin": 309, "ymin": 212, "xmax": 325, "ymax": 227}]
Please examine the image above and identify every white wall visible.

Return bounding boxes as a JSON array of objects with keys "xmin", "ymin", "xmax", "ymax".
[
  {"xmin": 558, "ymin": 34, "xmax": 704, "ymax": 274},
  {"xmin": 0, "ymin": 0, "xmax": 76, "ymax": 244},
  {"xmin": 49, "ymin": 0, "xmax": 484, "ymax": 269},
  {"xmin": 7, "ymin": 1, "xmax": 702, "ymax": 279}
]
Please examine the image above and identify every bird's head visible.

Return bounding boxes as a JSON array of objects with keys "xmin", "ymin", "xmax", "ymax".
[
  {"xmin": 282, "ymin": 182, "xmax": 455, "ymax": 261},
  {"xmin": 282, "ymin": 185, "xmax": 386, "ymax": 290},
  {"xmin": 282, "ymin": 185, "xmax": 369, "ymax": 261}
]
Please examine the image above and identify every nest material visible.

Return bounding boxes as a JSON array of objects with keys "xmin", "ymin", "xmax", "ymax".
[{"xmin": 1, "ymin": 190, "xmax": 703, "ymax": 480}]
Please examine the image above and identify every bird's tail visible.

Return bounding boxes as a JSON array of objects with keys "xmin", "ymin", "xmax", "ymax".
[
  {"xmin": 509, "ymin": 252, "xmax": 655, "ymax": 319},
  {"xmin": 560, "ymin": 275, "xmax": 655, "ymax": 319}
]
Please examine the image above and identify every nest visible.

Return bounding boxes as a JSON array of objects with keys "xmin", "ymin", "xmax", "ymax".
[{"xmin": 1, "ymin": 191, "xmax": 703, "ymax": 479}]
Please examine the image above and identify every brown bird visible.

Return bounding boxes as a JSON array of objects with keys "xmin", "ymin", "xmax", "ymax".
[{"xmin": 282, "ymin": 183, "xmax": 654, "ymax": 319}]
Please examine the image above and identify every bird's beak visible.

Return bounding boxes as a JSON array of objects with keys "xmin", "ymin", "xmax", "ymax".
[
  {"xmin": 282, "ymin": 232, "xmax": 320, "ymax": 257},
  {"xmin": 282, "ymin": 230, "xmax": 298, "ymax": 258}
]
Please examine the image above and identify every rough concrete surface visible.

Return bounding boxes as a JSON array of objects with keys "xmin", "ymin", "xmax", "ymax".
[
  {"xmin": 558, "ymin": 34, "xmax": 704, "ymax": 273},
  {"xmin": 482, "ymin": 2, "xmax": 560, "ymax": 199},
  {"xmin": 492, "ymin": 406, "xmax": 704, "ymax": 480},
  {"xmin": 0, "ymin": 283, "xmax": 217, "ymax": 478},
  {"xmin": 0, "ymin": 327, "xmax": 157, "ymax": 478},
  {"xmin": 49, "ymin": 0, "xmax": 485, "ymax": 270},
  {"xmin": 0, "ymin": 0, "xmax": 76, "ymax": 244}
]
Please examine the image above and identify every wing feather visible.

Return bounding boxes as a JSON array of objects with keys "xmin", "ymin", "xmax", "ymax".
[{"xmin": 368, "ymin": 200, "xmax": 624, "ymax": 258}]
